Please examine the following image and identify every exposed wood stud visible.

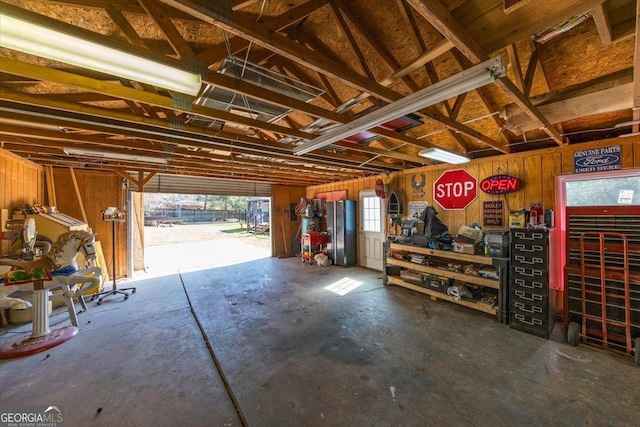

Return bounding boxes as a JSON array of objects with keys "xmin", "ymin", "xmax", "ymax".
[
  {"xmin": 69, "ymin": 167, "xmax": 88, "ymax": 223},
  {"xmin": 138, "ymin": 0, "xmax": 195, "ymax": 58},
  {"xmin": 105, "ymin": 4, "xmax": 149, "ymax": 49},
  {"xmin": 329, "ymin": 3, "xmax": 375, "ymax": 81},
  {"xmin": 592, "ymin": 3, "xmax": 613, "ymax": 46},
  {"xmin": 507, "ymin": 44, "xmax": 525, "ymax": 92}
]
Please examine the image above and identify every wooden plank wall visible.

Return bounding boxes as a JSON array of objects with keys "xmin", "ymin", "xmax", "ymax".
[
  {"xmin": 0, "ymin": 148, "xmax": 44, "ymax": 255},
  {"xmin": 51, "ymin": 168, "xmax": 127, "ymax": 279},
  {"xmin": 272, "ymin": 185, "xmax": 306, "ymax": 257},
  {"xmin": 307, "ymin": 137, "xmax": 640, "ymax": 239}
]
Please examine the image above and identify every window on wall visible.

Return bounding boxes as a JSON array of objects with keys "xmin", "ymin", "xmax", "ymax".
[
  {"xmin": 362, "ymin": 195, "xmax": 381, "ymax": 232},
  {"xmin": 566, "ymin": 176, "xmax": 640, "ymax": 206}
]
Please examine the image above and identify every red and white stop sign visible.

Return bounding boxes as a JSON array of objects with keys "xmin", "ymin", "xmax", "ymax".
[{"xmin": 433, "ymin": 169, "xmax": 477, "ymax": 210}]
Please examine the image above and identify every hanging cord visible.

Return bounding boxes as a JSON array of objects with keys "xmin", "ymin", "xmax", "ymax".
[
  {"xmin": 222, "ymin": 30, "xmax": 257, "ymax": 121},
  {"xmin": 256, "ymin": 0, "xmax": 268, "ymax": 23}
]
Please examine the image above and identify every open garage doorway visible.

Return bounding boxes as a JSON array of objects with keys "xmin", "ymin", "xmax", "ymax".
[{"xmin": 132, "ymin": 193, "xmax": 272, "ymax": 277}]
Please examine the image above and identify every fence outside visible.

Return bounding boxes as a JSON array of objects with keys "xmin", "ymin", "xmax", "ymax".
[{"xmin": 145, "ymin": 209, "xmax": 247, "ymax": 224}]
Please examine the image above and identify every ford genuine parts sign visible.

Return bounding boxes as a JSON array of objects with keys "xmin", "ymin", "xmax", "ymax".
[{"xmin": 574, "ymin": 145, "xmax": 621, "ymax": 173}]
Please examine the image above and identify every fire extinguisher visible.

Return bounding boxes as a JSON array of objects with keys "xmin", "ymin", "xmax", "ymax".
[
  {"xmin": 536, "ymin": 202, "xmax": 544, "ymax": 225},
  {"xmin": 529, "ymin": 208, "xmax": 537, "ymax": 227}
]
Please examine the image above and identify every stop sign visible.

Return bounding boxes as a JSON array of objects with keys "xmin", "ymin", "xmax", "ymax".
[{"xmin": 433, "ymin": 169, "xmax": 477, "ymax": 210}]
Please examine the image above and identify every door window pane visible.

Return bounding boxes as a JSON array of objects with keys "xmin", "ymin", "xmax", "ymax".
[{"xmin": 362, "ymin": 196, "xmax": 381, "ymax": 232}]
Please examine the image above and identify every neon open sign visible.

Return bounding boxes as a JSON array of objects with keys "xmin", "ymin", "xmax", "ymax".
[{"xmin": 480, "ymin": 175, "xmax": 520, "ymax": 194}]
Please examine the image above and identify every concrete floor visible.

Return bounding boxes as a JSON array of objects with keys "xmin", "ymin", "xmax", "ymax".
[{"xmin": 1, "ymin": 256, "xmax": 639, "ymax": 426}]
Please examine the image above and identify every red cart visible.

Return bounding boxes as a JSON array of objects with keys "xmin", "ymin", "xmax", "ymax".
[
  {"xmin": 301, "ymin": 232, "xmax": 327, "ymax": 264},
  {"xmin": 567, "ymin": 232, "xmax": 640, "ymax": 365}
]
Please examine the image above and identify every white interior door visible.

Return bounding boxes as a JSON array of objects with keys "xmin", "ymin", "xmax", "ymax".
[{"xmin": 359, "ymin": 190, "xmax": 384, "ymax": 271}]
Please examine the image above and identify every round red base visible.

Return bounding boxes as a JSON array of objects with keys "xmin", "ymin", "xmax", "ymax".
[{"xmin": 0, "ymin": 326, "xmax": 79, "ymax": 359}]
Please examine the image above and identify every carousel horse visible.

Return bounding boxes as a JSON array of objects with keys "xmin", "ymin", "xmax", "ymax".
[{"xmin": 0, "ymin": 230, "xmax": 102, "ymax": 327}]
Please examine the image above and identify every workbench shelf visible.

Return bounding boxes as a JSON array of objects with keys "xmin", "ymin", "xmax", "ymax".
[{"xmin": 383, "ymin": 242, "xmax": 509, "ymax": 322}]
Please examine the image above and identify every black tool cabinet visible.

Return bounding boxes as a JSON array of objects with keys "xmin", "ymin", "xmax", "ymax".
[{"xmin": 509, "ymin": 228, "xmax": 556, "ymax": 338}]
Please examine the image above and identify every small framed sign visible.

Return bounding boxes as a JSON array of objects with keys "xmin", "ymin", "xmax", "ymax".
[
  {"xmin": 574, "ymin": 145, "xmax": 621, "ymax": 174},
  {"xmin": 483, "ymin": 200, "xmax": 504, "ymax": 227},
  {"xmin": 408, "ymin": 201, "xmax": 428, "ymax": 220}
]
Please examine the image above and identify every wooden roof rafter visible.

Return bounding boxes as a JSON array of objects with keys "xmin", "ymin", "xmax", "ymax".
[
  {"xmin": 0, "ymin": 97, "xmax": 403, "ymax": 173},
  {"xmin": 1, "ymin": 139, "xmax": 358, "ymax": 185},
  {"xmin": 137, "ymin": 0, "xmax": 195, "ymax": 58},
  {"xmin": 328, "ymin": 2, "xmax": 375, "ymax": 81},
  {"xmin": 405, "ymin": 0, "xmax": 564, "ymax": 146},
  {"xmin": 2, "ymin": 0, "xmax": 635, "ymax": 184},
  {"xmin": 0, "ymin": 126, "xmax": 362, "ymax": 179},
  {"xmin": 195, "ymin": 0, "xmax": 330, "ymax": 68},
  {"xmin": 393, "ymin": 0, "xmax": 470, "ymax": 152}
]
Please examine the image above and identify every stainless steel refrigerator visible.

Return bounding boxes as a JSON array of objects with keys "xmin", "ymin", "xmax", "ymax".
[{"xmin": 326, "ymin": 200, "xmax": 357, "ymax": 267}]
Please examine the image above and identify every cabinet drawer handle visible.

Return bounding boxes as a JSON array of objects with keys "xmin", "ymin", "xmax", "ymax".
[
  {"xmin": 515, "ymin": 255, "xmax": 544, "ymax": 265},
  {"xmin": 515, "ymin": 267, "xmax": 543, "ymax": 277},
  {"xmin": 514, "ymin": 244, "xmax": 544, "ymax": 252},
  {"xmin": 514, "ymin": 232, "xmax": 544, "ymax": 240},
  {"xmin": 514, "ymin": 302, "xmax": 543, "ymax": 314},
  {"xmin": 515, "ymin": 279, "xmax": 543, "ymax": 289},
  {"xmin": 515, "ymin": 313, "xmax": 543, "ymax": 326},
  {"xmin": 514, "ymin": 290, "xmax": 543, "ymax": 301}
]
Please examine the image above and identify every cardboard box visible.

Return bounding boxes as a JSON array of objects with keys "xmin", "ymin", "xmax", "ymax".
[
  {"xmin": 456, "ymin": 225, "xmax": 482, "ymax": 244},
  {"xmin": 453, "ymin": 242, "xmax": 475, "ymax": 254}
]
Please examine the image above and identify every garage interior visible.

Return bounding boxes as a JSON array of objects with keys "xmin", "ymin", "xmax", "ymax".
[{"xmin": 1, "ymin": 0, "xmax": 640, "ymax": 425}]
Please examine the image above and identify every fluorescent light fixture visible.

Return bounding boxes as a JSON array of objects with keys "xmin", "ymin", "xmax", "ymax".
[
  {"xmin": 211, "ymin": 149, "xmax": 232, "ymax": 156},
  {"xmin": 614, "ymin": 120, "xmax": 640, "ymax": 128},
  {"xmin": 418, "ymin": 148, "xmax": 470, "ymax": 164},
  {"xmin": 0, "ymin": 9, "xmax": 201, "ymax": 96},
  {"xmin": 293, "ymin": 56, "xmax": 505, "ymax": 155},
  {"xmin": 63, "ymin": 148, "xmax": 168, "ymax": 164}
]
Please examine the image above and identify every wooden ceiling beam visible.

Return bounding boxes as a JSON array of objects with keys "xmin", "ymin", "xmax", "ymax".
[
  {"xmin": 161, "ymin": 0, "xmax": 405, "ymax": 102},
  {"xmin": 195, "ymin": 0, "xmax": 330, "ymax": 66},
  {"xmin": 454, "ymin": 0, "xmax": 606, "ymax": 54},
  {"xmin": 19, "ymin": 0, "xmax": 199, "ymax": 20},
  {"xmin": 592, "ymin": 3, "xmax": 613, "ymax": 46},
  {"xmin": 10, "ymin": 0, "xmax": 494, "ymax": 156},
  {"xmin": 406, "ymin": 0, "xmax": 564, "ymax": 146},
  {"xmin": 5, "ymin": 57, "xmax": 427, "ymax": 163},
  {"xmin": 393, "ymin": 0, "xmax": 469, "ymax": 152},
  {"xmin": 523, "ymin": 46, "xmax": 539, "ymax": 97},
  {"xmin": 0, "ymin": 129, "xmax": 360, "ymax": 180},
  {"xmin": 204, "ymin": 58, "xmax": 436, "ymax": 154},
  {"xmin": 138, "ymin": 0, "xmax": 195, "ymax": 58},
  {"xmin": 104, "ymin": 3, "xmax": 149, "ymax": 48},
  {"xmin": 507, "ymin": 44, "xmax": 525, "ymax": 92},
  {"xmin": 0, "ymin": 57, "xmax": 314, "ymax": 141},
  {"xmin": 11, "ymin": 152, "xmax": 323, "ymax": 185},
  {"xmin": 450, "ymin": 50, "xmax": 511, "ymax": 148},
  {"xmin": 0, "ymin": 97, "xmax": 401, "ymax": 172},
  {"xmin": 2, "ymin": 142, "xmax": 338, "ymax": 184},
  {"xmin": 287, "ymin": 25, "xmax": 496, "ymax": 153},
  {"xmin": 333, "ymin": 0, "xmax": 419, "ymax": 92},
  {"xmin": 329, "ymin": 3, "xmax": 375, "ymax": 81}
]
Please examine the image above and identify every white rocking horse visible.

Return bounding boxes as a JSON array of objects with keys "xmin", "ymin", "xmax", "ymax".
[{"xmin": 0, "ymin": 230, "xmax": 102, "ymax": 336}]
